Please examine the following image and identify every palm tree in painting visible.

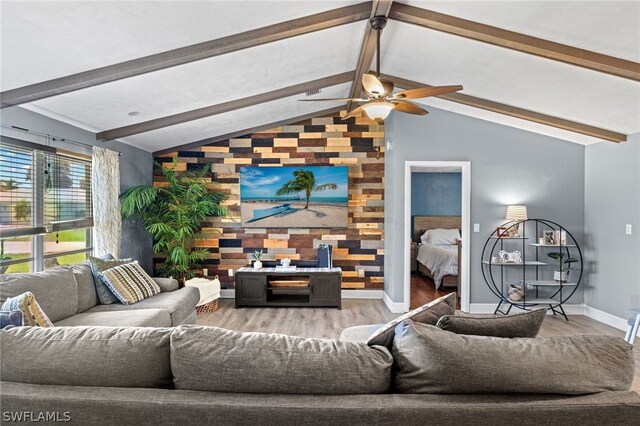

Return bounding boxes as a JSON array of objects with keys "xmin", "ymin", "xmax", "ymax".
[{"xmin": 275, "ymin": 170, "xmax": 337, "ymax": 209}]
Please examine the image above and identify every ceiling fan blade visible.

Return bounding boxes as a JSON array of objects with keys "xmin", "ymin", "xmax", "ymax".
[
  {"xmin": 393, "ymin": 85, "xmax": 463, "ymax": 100},
  {"xmin": 362, "ymin": 73, "xmax": 386, "ymax": 95},
  {"xmin": 299, "ymin": 98, "xmax": 368, "ymax": 102},
  {"xmin": 342, "ymin": 105, "xmax": 367, "ymax": 120},
  {"xmin": 391, "ymin": 100, "xmax": 428, "ymax": 116}
]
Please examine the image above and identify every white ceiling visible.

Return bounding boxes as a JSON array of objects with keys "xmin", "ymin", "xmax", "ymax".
[{"xmin": 1, "ymin": 0, "xmax": 639, "ymax": 152}]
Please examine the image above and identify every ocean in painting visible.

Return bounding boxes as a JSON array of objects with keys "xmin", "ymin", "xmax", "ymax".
[{"xmin": 240, "ymin": 166, "xmax": 348, "ymax": 228}]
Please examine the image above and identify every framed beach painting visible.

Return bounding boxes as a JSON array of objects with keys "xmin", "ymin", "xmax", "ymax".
[{"xmin": 240, "ymin": 166, "xmax": 348, "ymax": 228}]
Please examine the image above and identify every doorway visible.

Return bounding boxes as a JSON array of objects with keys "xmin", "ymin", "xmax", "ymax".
[{"xmin": 403, "ymin": 161, "xmax": 471, "ymax": 312}]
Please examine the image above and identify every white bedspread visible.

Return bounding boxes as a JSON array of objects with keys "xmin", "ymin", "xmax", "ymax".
[{"xmin": 416, "ymin": 243, "xmax": 458, "ymax": 289}]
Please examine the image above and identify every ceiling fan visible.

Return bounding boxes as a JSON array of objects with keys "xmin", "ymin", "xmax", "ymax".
[{"xmin": 301, "ymin": 16, "xmax": 463, "ymax": 122}]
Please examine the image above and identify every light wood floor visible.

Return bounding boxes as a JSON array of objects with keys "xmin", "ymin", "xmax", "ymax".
[{"xmin": 197, "ymin": 299, "xmax": 639, "ymax": 393}]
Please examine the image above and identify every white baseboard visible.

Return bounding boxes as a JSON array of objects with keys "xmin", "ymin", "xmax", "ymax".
[
  {"xmin": 468, "ymin": 303, "xmax": 585, "ymax": 315},
  {"xmin": 220, "ymin": 289, "xmax": 235, "ymax": 299},
  {"xmin": 220, "ymin": 289, "xmax": 384, "ymax": 300},
  {"xmin": 341, "ymin": 290, "xmax": 383, "ymax": 299},
  {"xmin": 583, "ymin": 305, "xmax": 628, "ymax": 332},
  {"xmin": 383, "ymin": 292, "xmax": 405, "ymax": 313}
]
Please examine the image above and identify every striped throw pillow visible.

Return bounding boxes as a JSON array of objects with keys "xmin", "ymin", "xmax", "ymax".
[
  {"xmin": 1, "ymin": 291, "xmax": 53, "ymax": 327},
  {"xmin": 101, "ymin": 262, "xmax": 161, "ymax": 305},
  {"xmin": 89, "ymin": 256, "xmax": 134, "ymax": 305}
]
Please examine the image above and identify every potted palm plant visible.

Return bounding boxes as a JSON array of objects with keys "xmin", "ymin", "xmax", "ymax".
[
  {"xmin": 120, "ymin": 161, "xmax": 227, "ymax": 284},
  {"xmin": 547, "ymin": 252, "xmax": 578, "ymax": 283}
]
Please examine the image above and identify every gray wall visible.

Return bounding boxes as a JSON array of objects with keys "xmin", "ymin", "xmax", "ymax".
[
  {"xmin": 411, "ymin": 172, "xmax": 461, "ymax": 216},
  {"xmin": 584, "ymin": 132, "xmax": 640, "ymax": 319},
  {"xmin": 385, "ymin": 107, "xmax": 586, "ymax": 306},
  {"xmin": 0, "ymin": 106, "xmax": 154, "ymax": 272}
]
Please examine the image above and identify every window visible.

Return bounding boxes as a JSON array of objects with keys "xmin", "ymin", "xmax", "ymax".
[{"xmin": 0, "ymin": 136, "xmax": 93, "ymax": 272}]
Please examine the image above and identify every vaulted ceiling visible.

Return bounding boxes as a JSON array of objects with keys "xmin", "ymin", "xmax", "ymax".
[{"xmin": 1, "ymin": 1, "xmax": 639, "ymax": 154}]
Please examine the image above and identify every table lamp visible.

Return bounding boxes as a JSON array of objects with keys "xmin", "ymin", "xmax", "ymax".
[{"xmin": 506, "ymin": 205, "xmax": 527, "ymax": 236}]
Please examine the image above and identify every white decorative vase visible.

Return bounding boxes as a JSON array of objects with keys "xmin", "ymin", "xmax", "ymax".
[
  {"xmin": 253, "ymin": 260, "xmax": 262, "ymax": 269},
  {"xmin": 554, "ymin": 270, "xmax": 568, "ymax": 283}
]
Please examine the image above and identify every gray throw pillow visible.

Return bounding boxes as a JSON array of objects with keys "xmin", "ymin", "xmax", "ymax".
[
  {"xmin": 88, "ymin": 256, "xmax": 133, "ymax": 304},
  {"xmin": 171, "ymin": 325, "xmax": 393, "ymax": 394},
  {"xmin": 392, "ymin": 320, "xmax": 634, "ymax": 395},
  {"xmin": 436, "ymin": 308, "xmax": 547, "ymax": 338},
  {"xmin": 367, "ymin": 293, "xmax": 456, "ymax": 348}
]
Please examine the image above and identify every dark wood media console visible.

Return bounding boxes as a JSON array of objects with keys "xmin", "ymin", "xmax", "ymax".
[{"xmin": 234, "ymin": 267, "xmax": 342, "ymax": 309}]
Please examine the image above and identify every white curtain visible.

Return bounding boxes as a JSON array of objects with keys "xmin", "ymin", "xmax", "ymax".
[{"xmin": 92, "ymin": 146, "xmax": 121, "ymax": 258}]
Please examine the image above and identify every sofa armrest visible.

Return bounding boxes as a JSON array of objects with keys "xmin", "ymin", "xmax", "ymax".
[{"xmin": 152, "ymin": 277, "xmax": 179, "ymax": 292}]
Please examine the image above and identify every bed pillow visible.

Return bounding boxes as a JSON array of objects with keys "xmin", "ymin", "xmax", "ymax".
[
  {"xmin": 101, "ymin": 261, "xmax": 161, "ymax": 305},
  {"xmin": 420, "ymin": 228, "xmax": 460, "ymax": 245},
  {"xmin": 436, "ymin": 308, "xmax": 547, "ymax": 338},
  {"xmin": 367, "ymin": 293, "xmax": 456, "ymax": 348}
]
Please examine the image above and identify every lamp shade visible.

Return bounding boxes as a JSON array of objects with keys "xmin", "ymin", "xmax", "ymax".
[
  {"xmin": 362, "ymin": 102, "xmax": 394, "ymax": 121},
  {"xmin": 506, "ymin": 205, "xmax": 528, "ymax": 221}
]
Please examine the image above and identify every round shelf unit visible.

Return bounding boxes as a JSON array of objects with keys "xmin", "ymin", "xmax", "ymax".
[{"xmin": 481, "ymin": 219, "xmax": 583, "ymax": 320}]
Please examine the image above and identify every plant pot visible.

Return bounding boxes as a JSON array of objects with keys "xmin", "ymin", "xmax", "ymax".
[
  {"xmin": 253, "ymin": 260, "xmax": 262, "ymax": 269},
  {"xmin": 554, "ymin": 270, "xmax": 568, "ymax": 283}
]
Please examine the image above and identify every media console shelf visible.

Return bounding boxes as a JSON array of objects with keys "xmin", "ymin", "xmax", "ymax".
[{"xmin": 234, "ymin": 267, "xmax": 342, "ymax": 309}]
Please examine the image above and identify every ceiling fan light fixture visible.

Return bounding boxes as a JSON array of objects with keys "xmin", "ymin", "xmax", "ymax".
[{"xmin": 362, "ymin": 101, "xmax": 394, "ymax": 122}]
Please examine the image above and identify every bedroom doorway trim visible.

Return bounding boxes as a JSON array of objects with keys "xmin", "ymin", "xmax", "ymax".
[{"xmin": 403, "ymin": 161, "xmax": 471, "ymax": 312}]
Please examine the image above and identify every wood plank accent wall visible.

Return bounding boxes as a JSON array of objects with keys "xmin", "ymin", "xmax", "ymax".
[{"xmin": 153, "ymin": 112, "xmax": 385, "ymax": 290}]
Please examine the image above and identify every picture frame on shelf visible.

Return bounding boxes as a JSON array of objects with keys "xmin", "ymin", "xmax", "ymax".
[
  {"xmin": 554, "ymin": 230, "xmax": 567, "ymax": 245},
  {"xmin": 543, "ymin": 230, "xmax": 555, "ymax": 245},
  {"xmin": 496, "ymin": 227, "xmax": 509, "ymax": 238}
]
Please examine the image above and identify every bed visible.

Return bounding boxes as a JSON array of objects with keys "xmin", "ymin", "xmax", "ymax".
[{"xmin": 413, "ymin": 216, "xmax": 461, "ymax": 292}]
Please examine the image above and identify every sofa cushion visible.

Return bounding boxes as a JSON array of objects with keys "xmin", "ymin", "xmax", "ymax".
[
  {"xmin": 1, "ymin": 292, "xmax": 53, "ymax": 327},
  {"xmin": 392, "ymin": 320, "xmax": 635, "ymax": 395},
  {"xmin": 152, "ymin": 277, "xmax": 179, "ymax": 293},
  {"xmin": 0, "ymin": 267, "xmax": 77, "ymax": 322},
  {"xmin": 72, "ymin": 262, "xmax": 99, "ymax": 313},
  {"xmin": 101, "ymin": 262, "xmax": 161, "ymax": 305},
  {"xmin": 88, "ymin": 256, "xmax": 132, "ymax": 305},
  {"xmin": 367, "ymin": 293, "xmax": 456, "ymax": 348},
  {"xmin": 171, "ymin": 325, "xmax": 393, "ymax": 394},
  {"xmin": 86, "ymin": 286, "xmax": 199, "ymax": 326},
  {"xmin": 55, "ymin": 308, "xmax": 171, "ymax": 327},
  {"xmin": 0, "ymin": 326, "xmax": 173, "ymax": 388},
  {"xmin": 436, "ymin": 308, "xmax": 547, "ymax": 338}
]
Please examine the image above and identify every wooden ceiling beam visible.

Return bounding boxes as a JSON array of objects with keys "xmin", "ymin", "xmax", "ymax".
[
  {"xmin": 96, "ymin": 71, "xmax": 354, "ymax": 141},
  {"xmin": 389, "ymin": 3, "xmax": 640, "ymax": 81},
  {"xmin": 0, "ymin": 2, "xmax": 372, "ymax": 108},
  {"xmin": 346, "ymin": 0, "xmax": 394, "ymax": 112},
  {"xmin": 152, "ymin": 106, "xmax": 344, "ymax": 156},
  {"xmin": 381, "ymin": 73, "xmax": 627, "ymax": 142}
]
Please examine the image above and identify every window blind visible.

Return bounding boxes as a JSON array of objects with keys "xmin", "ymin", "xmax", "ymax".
[
  {"xmin": 0, "ymin": 137, "xmax": 93, "ymax": 238},
  {"xmin": 43, "ymin": 150, "xmax": 93, "ymax": 232}
]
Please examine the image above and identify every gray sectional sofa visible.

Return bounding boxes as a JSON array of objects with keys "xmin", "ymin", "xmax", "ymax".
[
  {"xmin": 1, "ymin": 324, "xmax": 639, "ymax": 425},
  {"xmin": 0, "ymin": 263, "xmax": 199, "ymax": 327}
]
